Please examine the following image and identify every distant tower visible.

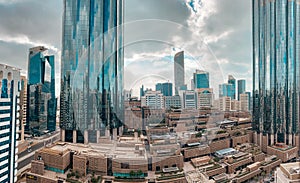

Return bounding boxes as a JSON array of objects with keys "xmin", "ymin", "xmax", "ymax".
[
  {"xmin": 193, "ymin": 70, "xmax": 209, "ymax": 89},
  {"xmin": 228, "ymin": 75, "xmax": 236, "ymax": 99},
  {"xmin": 237, "ymin": 79, "xmax": 246, "ymax": 100},
  {"xmin": 174, "ymin": 51, "xmax": 186, "ymax": 95},
  {"xmin": 27, "ymin": 46, "xmax": 56, "ymax": 136}
]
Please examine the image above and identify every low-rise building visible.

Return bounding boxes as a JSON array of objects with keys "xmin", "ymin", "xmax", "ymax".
[{"xmin": 275, "ymin": 162, "xmax": 300, "ymax": 183}]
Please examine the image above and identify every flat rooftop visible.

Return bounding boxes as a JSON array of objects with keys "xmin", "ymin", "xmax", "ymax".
[
  {"xmin": 215, "ymin": 148, "xmax": 236, "ymax": 156},
  {"xmin": 281, "ymin": 162, "xmax": 300, "ymax": 176}
]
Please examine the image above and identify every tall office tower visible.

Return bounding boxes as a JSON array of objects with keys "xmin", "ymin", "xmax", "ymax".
[
  {"xmin": 60, "ymin": 0, "xmax": 124, "ymax": 143},
  {"xmin": 193, "ymin": 70, "xmax": 209, "ymax": 89},
  {"xmin": 27, "ymin": 46, "xmax": 56, "ymax": 136},
  {"xmin": 155, "ymin": 82, "xmax": 173, "ymax": 96},
  {"xmin": 228, "ymin": 75, "xmax": 236, "ymax": 99},
  {"xmin": 140, "ymin": 85, "xmax": 145, "ymax": 99},
  {"xmin": 19, "ymin": 76, "xmax": 27, "ymax": 142},
  {"xmin": 253, "ymin": 0, "xmax": 300, "ymax": 149},
  {"xmin": 0, "ymin": 64, "xmax": 20, "ymax": 183},
  {"xmin": 174, "ymin": 51, "xmax": 187, "ymax": 95},
  {"xmin": 237, "ymin": 79, "xmax": 246, "ymax": 100},
  {"xmin": 219, "ymin": 83, "xmax": 234, "ymax": 99}
]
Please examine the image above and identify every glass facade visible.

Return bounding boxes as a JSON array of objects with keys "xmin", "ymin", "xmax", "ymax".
[
  {"xmin": 228, "ymin": 75, "xmax": 236, "ymax": 100},
  {"xmin": 237, "ymin": 79, "xmax": 246, "ymax": 100},
  {"xmin": 60, "ymin": 0, "xmax": 124, "ymax": 143},
  {"xmin": 27, "ymin": 47, "xmax": 57, "ymax": 136},
  {"xmin": 193, "ymin": 70, "xmax": 209, "ymax": 89},
  {"xmin": 253, "ymin": 0, "xmax": 300, "ymax": 146},
  {"xmin": 0, "ymin": 64, "xmax": 20, "ymax": 183},
  {"xmin": 155, "ymin": 82, "xmax": 173, "ymax": 96},
  {"xmin": 174, "ymin": 51, "xmax": 185, "ymax": 95},
  {"xmin": 219, "ymin": 83, "xmax": 234, "ymax": 99}
]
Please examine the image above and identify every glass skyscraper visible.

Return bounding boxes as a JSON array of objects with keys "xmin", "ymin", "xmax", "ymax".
[
  {"xmin": 253, "ymin": 0, "xmax": 300, "ymax": 148},
  {"xmin": 174, "ymin": 51, "xmax": 186, "ymax": 95},
  {"xmin": 27, "ymin": 46, "xmax": 56, "ymax": 136},
  {"xmin": 155, "ymin": 82, "xmax": 173, "ymax": 96},
  {"xmin": 193, "ymin": 70, "xmax": 209, "ymax": 89},
  {"xmin": 0, "ymin": 64, "xmax": 20, "ymax": 183},
  {"xmin": 237, "ymin": 79, "xmax": 246, "ymax": 100},
  {"xmin": 228, "ymin": 75, "xmax": 236, "ymax": 100},
  {"xmin": 60, "ymin": 0, "xmax": 124, "ymax": 143},
  {"xmin": 219, "ymin": 83, "xmax": 234, "ymax": 99}
]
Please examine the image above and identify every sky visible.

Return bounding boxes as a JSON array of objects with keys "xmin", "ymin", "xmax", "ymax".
[{"xmin": 0, "ymin": 0, "xmax": 252, "ymax": 98}]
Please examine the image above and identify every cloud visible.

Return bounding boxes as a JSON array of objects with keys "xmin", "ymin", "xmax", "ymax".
[{"xmin": 0, "ymin": 0, "xmax": 252, "ymax": 98}]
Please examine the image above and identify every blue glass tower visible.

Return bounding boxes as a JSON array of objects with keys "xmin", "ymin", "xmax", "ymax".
[
  {"xmin": 237, "ymin": 79, "xmax": 246, "ymax": 100},
  {"xmin": 219, "ymin": 83, "xmax": 234, "ymax": 99},
  {"xmin": 60, "ymin": 0, "xmax": 124, "ymax": 143},
  {"xmin": 253, "ymin": 0, "xmax": 300, "ymax": 148},
  {"xmin": 27, "ymin": 46, "xmax": 57, "ymax": 136},
  {"xmin": 228, "ymin": 75, "xmax": 236, "ymax": 100},
  {"xmin": 193, "ymin": 70, "xmax": 209, "ymax": 89},
  {"xmin": 155, "ymin": 82, "xmax": 173, "ymax": 96}
]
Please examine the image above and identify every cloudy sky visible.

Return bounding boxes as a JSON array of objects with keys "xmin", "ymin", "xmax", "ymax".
[{"xmin": 0, "ymin": 0, "xmax": 252, "ymax": 97}]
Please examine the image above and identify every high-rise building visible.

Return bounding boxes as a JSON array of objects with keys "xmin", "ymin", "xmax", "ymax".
[
  {"xmin": 218, "ymin": 96, "xmax": 231, "ymax": 111},
  {"xmin": 179, "ymin": 90, "xmax": 197, "ymax": 109},
  {"xmin": 195, "ymin": 88, "xmax": 213, "ymax": 109},
  {"xmin": 0, "ymin": 64, "xmax": 20, "ymax": 183},
  {"xmin": 228, "ymin": 75, "xmax": 236, "ymax": 99},
  {"xmin": 219, "ymin": 83, "xmax": 234, "ymax": 99},
  {"xmin": 231, "ymin": 100, "xmax": 241, "ymax": 111},
  {"xmin": 19, "ymin": 76, "xmax": 27, "ymax": 142},
  {"xmin": 174, "ymin": 51, "xmax": 186, "ymax": 95},
  {"xmin": 253, "ymin": 0, "xmax": 300, "ymax": 149},
  {"xmin": 140, "ymin": 85, "xmax": 145, "ymax": 99},
  {"xmin": 141, "ymin": 91, "xmax": 164, "ymax": 109},
  {"xmin": 240, "ymin": 93, "xmax": 249, "ymax": 112},
  {"xmin": 237, "ymin": 79, "xmax": 246, "ymax": 100},
  {"xmin": 124, "ymin": 90, "xmax": 132, "ymax": 101},
  {"xmin": 245, "ymin": 91, "xmax": 252, "ymax": 111},
  {"xmin": 164, "ymin": 95, "xmax": 181, "ymax": 109},
  {"xmin": 60, "ymin": 0, "xmax": 124, "ymax": 143},
  {"xmin": 193, "ymin": 70, "xmax": 209, "ymax": 89},
  {"xmin": 155, "ymin": 82, "xmax": 172, "ymax": 96},
  {"xmin": 27, "ymin": 46, "xmax": 56, "ymax": 136}
]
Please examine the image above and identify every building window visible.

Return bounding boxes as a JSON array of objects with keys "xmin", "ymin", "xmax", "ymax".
[
  {"xmin": 121, "ymin": 163, "xmax": 129, "ymax": 169},
  {"xmin": 156, "ymin": 166, "xmax": 160, "ymax": 171}
]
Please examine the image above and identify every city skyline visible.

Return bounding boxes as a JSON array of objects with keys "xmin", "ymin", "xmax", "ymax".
[{"xmin": 0, "ymin": 0, "xmax": 252, "ymax": 98}]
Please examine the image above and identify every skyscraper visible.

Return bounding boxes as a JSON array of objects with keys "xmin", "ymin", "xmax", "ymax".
[
  {"xmin": 253, "ymin": 0, "xmax": 300, "ymax": 149},
  {"xmin": 155, "ymin": 82, "xmax": 172, "ymax": 96},
  {"xmin": 27, "ymin": 46, "xmax": 56, "ymax": 136},
  {"xmin": 219, "ymin": 83, "xmax": 234, "ymax": 99},
  {"xmin": 228, "ymin": 75, "xmax": 236, "ymax": 99},
  {"xmin": 193, "ymin": 70, "xmax": 209, "ymax": 89},
  {"xmin": 237, "ymin": 79, "xmax": 246, "ymax": 100},
  {"xmin": 174, "ymin": 51, "xmax": 186, "ymax": 95},
  {"xmin": 60, "ymin": 0, "xmax": 124, "ymax": 143},
  {"xmin": 0, "ymin": 64, "xmax": 20, "ymax": 183}
]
